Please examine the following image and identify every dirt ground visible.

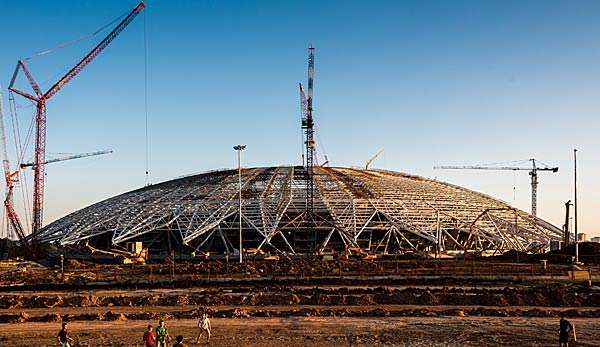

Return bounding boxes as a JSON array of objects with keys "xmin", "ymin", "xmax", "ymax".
[
  {"xmin": 2, "ymin": 317, "xmax": 599, "ymax": 347},
  {"xmin": 1, "ymin": 259, "xmax": 598, "ymax": 346}
]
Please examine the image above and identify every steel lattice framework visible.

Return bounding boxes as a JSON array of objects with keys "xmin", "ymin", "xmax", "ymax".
[{"xmin": 36, "ymin": 166, "xmax": 563, "ymax": 257}]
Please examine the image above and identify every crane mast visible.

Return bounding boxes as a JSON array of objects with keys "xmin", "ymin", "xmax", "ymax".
[
  {"xmin": 434, "ymin": 158, "xmax": 558, "ymax": 217},
  {"xmin": 304, "ymin": 47, "xmax": 315, "ymax": 214},
  {"xmin": 529, "ymin": 159, "xmax": 538, "ymax": 216},
  {"xmin": 8, "ymin": 2, "xmax": 145, "ymax": 244}
]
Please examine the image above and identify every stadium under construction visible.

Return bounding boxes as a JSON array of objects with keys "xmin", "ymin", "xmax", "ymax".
[
  {"xmin": 1, "ymin": 2, "xmax": 567, "ymax": 261},
  {"xmin": 37, "ymin": 166, "xmax": 563, "ymax": 260}
]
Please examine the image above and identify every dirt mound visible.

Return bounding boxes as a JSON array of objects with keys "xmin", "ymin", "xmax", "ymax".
[
  {"xmin": 216, "ymin": 308, "xmax": 251, "ymax": 318},
  {"xmin": 64, "ymin": 259, "xmax": 86, "ymax": 268},
  {"xmin": 104, "ymin": 311, "xmax": 127, "ymax": 321},
  {"xmin": 2, "ymin": 284, "xmax": 598, "ymax": 312},
  {"xmin": 63, "ymin": 295, "xmax": 101, "ymax": 307},
  {"xmin": 0, "ymin": 295, "xmax": 23, "ymax": 309},
  {"xmin": 28, "ymin": 295, "xmax": 64, "ymax": 308}
]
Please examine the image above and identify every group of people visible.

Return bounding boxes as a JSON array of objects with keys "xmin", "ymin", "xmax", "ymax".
[
  {"xmin": 57, "ymin": 314, "xmax": 576, "ymax": 346},
  {"xmin": 142, "ymin": 315, "xmax": 212, "ymax": 347},
  {"xmin": 56, "ymin": 313, "xmax": 212, "ymax": 347}
]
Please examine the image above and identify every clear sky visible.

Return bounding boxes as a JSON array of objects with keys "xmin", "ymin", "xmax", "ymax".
[{"xmin": 1, "ymin": 0, "xmax": 598, "ymax": 237}]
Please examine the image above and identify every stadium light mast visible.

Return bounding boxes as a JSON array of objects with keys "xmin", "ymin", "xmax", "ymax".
[
  {"xmin": 234, "ymin": 144, "xmax": 246, "ymax": 263},
  {"xmin": 573, "ymin": 148, "xmax": 579, "ymax": 264}
]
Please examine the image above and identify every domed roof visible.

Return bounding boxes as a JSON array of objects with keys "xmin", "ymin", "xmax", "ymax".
[{"xmin": 38, "ymin": 166, "xmax": 562, "ymax": 255}]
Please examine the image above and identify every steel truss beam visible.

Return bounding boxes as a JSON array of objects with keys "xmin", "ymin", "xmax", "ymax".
[{"xmin": 37, "ymin": 166, "xmax": 563, "ymax": 257}]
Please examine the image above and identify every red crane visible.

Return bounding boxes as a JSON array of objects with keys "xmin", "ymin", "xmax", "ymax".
[
  {"xmin": 0, "ymin": 86, "xmax": 27, "ymax": 245},
  {"xmin": 7, "ymin": 2, "xmax": 145, "ymax": 245}
]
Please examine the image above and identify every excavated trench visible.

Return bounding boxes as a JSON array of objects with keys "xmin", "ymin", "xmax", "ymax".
[
  {"xmin": 2, "ymin": 286, "xmax": 600, "ymax": 309},
  {"xmin": 1, "ymin": 285, "xmax": 600, "ymax": 323}
]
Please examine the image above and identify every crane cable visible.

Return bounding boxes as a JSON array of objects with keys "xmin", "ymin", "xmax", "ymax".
[
  {"xmin": 143, "ymin": 5, "xmax": 150, "ymax": 186},
  {"xmin": 7, "ymin": 93, "xmax": 33, "ymax": 233},
  {"xmin": 24, "ymin": 9, "xmax": 130, "ymax": 61},
  {"xmin": 513, "ymin": 170, "xmax": 516, "ymax": 202},
  {"xmin": 316, "ymin": 127, "xmax": 329, "ymax": 166}
]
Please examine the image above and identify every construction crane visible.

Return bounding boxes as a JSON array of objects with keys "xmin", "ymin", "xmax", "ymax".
[
  {"xmin": 365, "ymin": 150, "xmax": 383, "ymax": 170},
  {"xmin": 7, "ymin": 2, "xmax": 145, "ymax": 245},
  {"xmin": 434, "ymin": 158, "xmax": 558, "ymax": 217},
  {"xmin": 2, "ymin": 87, "xmax": 110, "ymax": 245},
  {"xmin": 300, "ymin": 46, "xmax": 316, "ymax": 215},
  {"xmin": 20, "ymin": 150, "xmax": 112, "ymax": 169},
  {"xmin": 0, "ymin": 85, "xmax": 27, "ymax": 244}
]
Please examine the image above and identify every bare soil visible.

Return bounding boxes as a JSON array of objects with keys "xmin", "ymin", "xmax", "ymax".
[
  {"xmin": 1, "ymin": 259, "xmax": 599, "ymax": 345},
  {"xmin": 2, "ymin": 317, "xmax": 600, "ymax": 346}
]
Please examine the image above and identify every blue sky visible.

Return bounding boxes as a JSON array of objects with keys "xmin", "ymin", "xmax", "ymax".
[{"xmin": 1, "ymin": 0, "xmax": 598, "ymax": 237}]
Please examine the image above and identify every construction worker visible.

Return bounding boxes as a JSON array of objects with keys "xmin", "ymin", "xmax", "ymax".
[
  {"xmin": 156, "ymin": 319, "xmax": 171, "ymax": 347},
  {"xmin": 56, "ymin": 322, "xmax": 74, "ymax": 347},
  {"xmin": 195, "ymin": 313, "xmax": 212, "ymax": 344},
  {"xmin": 143, "ymin": 324, "xmax": 156, "ymax": 347},
  {"xmin": 559, "ymin": 316, "xmax": 576, "ymax": 347},
  {"xmin": 173, "ymin": 335, "xmax": 188, "ymax": 347}
]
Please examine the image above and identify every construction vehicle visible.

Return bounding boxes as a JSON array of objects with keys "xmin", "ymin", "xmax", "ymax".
[
  {"xmin": 84, "ymin": 241, "xmax": 148, "ymax": 265},
  {"xmin": 434, "ymin": 158, "xmax": 558, "ymax": 217}
]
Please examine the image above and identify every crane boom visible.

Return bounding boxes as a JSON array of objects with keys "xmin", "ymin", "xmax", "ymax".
[
  {"xmin": 434, "ymin": 159, "xmax": 558, "ymax": 217},
  {"xmin": 365, "ymin": 150, "xmax": 383, "ymax": 170},
  {"xmin": 45, "ymin": 2, "xmax": 145, "ymax": 100},
  {"xmin": 20, "ymin": 150, "xmax": 112, "ymax": 168},
  {"xmin": 434, "ymin": 165, "xmax": 557, "ymax": 172},
  {"xmin": 7, "ymin": 1, "xmax": 145, "ymax": 247},
  {"xmin": 299, "ymin": 83, "xmax": 308, "ymax": 125}
]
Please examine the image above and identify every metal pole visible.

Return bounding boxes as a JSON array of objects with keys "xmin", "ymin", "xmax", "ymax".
[
  {"xmin": 436, "ymin": 211, "xmax": 440, "ymax": 258},
  {"xmin": 574, "ymin": 148, "xmax": 578, "ymax": 263},
  {"xmin": 238, "ymin": 149, "xmax": 242, "ymax": 263},
  {"xmin": 233, "ymin": 145, "xmax": 246, "ymax": 263}
]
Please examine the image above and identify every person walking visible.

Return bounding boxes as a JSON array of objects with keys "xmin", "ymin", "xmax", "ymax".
[
  {"xmin": 143, "ymin": 324, "xmax": 156, "ymax": 347},
  {"xmin": 173, "ymin": 335, "xmax": 188, "ymax": 347},
  {"xmin": 195, "ymin": 313, "xmax": 211, "ymax": 344},
  {"xmin": 56, "ymin": 322, "xmax": 74, "ymax": 347},
  {"xmin": 156, "ymin": 319, "xmax": 171, "ymax": 347},
  {"xmin": 559, "ymin": 316, "xmax": 576, "ymax": 347}
]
